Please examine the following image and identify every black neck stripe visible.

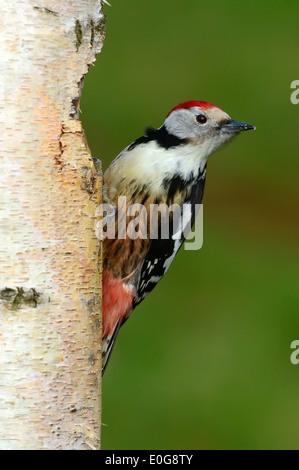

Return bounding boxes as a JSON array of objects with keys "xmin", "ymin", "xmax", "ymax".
[{"xmin": 127, "ymin": 125, "xmax": 187, "ymax": 151}]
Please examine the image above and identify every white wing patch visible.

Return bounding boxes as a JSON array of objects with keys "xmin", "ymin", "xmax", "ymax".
[{"xmin": 162, "ymin": 239, "xmax": 181, "ymax": 274}]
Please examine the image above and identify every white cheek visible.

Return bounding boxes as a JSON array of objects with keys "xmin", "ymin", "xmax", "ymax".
[{"xmin": 205, "ymin": 133, "xmax": 233, "ymax": 155}]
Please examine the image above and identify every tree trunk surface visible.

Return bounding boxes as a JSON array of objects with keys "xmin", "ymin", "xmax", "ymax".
[{"xmin": 0, "ymin": 0, "xmax": 105, "ymax": 450}]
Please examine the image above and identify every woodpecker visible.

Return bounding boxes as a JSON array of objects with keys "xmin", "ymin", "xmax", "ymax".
[{"xmin": 102, "ymin": 100, "xmax": 255, "ymax": 373}]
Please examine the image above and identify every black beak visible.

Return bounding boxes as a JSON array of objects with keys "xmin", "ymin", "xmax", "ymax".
[{"xmin": 222, "ymin": 120, "xmax": 256, "ymax": 132}]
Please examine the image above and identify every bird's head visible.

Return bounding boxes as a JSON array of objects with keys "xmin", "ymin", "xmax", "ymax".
[
  {"xmin": 105, "ymin": 100, "xmax": 255, "ymax": 199},
  {"xmin": 163, "ymin": 100, "xmax": 255, "ymax": 157}
]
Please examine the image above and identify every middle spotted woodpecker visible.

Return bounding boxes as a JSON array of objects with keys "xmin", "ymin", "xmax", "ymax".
[{"xmin": 102, "ymin": 100, "xmax": 255, "ymax": 372}]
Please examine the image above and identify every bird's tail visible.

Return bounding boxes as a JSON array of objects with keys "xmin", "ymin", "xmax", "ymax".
[{"xmin": 102, "ymin": 321, "xmax": 121, "ymax": 374}]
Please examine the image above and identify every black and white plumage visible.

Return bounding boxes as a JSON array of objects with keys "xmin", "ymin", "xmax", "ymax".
[{"xmin": 102, "ymin": 100, "xmax": 255, "ymax": 372}]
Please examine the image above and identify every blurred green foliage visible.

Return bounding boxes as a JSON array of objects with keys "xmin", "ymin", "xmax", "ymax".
[{"xmin": 81, "ymin": 0, "xmax": 299, "ymax": 450}]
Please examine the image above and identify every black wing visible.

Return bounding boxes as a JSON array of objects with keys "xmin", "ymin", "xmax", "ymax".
[{"xmin": 133, "ymin": 179, "xmax": 205, "ymax": 307}]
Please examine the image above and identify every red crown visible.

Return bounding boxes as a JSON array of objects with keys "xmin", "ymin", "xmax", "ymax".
[{"xmin": 167, "ymin": 100, "xmax": 220, "ymax": 117}]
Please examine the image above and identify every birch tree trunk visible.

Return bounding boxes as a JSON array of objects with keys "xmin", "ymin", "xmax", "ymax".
[{"xmin": 0, "ymin": 0, "xmax": 105, "ymax": 450}]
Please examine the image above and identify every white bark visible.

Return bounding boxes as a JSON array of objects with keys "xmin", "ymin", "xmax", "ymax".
[{"xmin": 0, "ymin": 1, "xmax": 104, "ymax": 450}]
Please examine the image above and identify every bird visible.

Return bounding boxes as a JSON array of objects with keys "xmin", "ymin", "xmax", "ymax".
[{"xmin": 101, "ymin": 100, "xmax": 255, "ymax": 373}]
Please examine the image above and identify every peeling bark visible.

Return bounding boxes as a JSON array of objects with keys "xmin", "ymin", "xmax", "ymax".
[{"xmin": 0, "ymin": 1, "xmax": 104, "ymax": 450}]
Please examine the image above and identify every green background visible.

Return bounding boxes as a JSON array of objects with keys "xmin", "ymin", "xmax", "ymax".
[{"xmin": 81, "ymin": 0, "xmax": 299, "ymax": 450}]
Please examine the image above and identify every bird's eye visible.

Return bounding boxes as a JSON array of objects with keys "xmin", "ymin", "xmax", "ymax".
[{"xmin": 196, "ymin": 114, "xmax": 207, "ymax": 124}]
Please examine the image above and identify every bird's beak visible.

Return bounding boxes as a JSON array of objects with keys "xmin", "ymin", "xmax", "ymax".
[{"xmin": 222, "ymin": 120, "xmax": 256, "ymax": 132}]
